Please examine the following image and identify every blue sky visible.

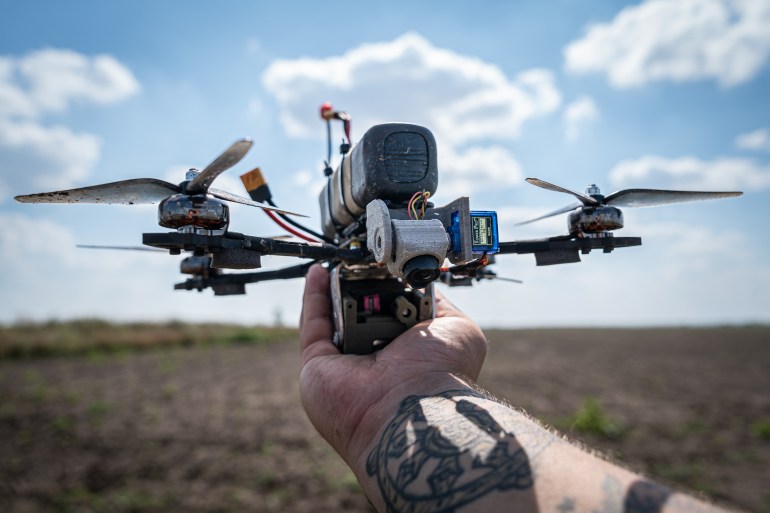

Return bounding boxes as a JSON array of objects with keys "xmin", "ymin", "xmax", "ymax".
[{"xmin": 1, "ymin": 0, "xmax": 769, "ymax": 327}]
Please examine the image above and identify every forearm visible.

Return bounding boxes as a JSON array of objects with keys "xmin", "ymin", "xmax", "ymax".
[{"xmin": 342, "ymin": 374, "xmax": 727, "ymax": 513}]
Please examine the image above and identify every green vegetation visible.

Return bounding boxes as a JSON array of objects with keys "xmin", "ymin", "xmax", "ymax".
[
  {"xmin": 680, "ymin": 419, "xmax": 710, "ymax": 436},
  {"xmin": 51, "ymin": 416, "xmax": 74, "ymax": 433},
  {"xmin": 0, "ymin": 319, "xmax": 298, "ymax": 359},
  {"xmin": 751, "ymin": 419, "xmax": 770, "ymax": 440},
  {"xmin": 87, "ymin": 400, "xmax": 110, "ymax": 418},
  {"xmin": 53, "ymin": 487, "xmax": 165, "ymax": 513},
  {"xmin": 567, "ymin": 397, "xmax": 626, "ymax": 439}
]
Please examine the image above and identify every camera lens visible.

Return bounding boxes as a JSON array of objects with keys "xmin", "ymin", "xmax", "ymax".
[{"xmin": 403, "ymin": 255, "xmax": 440, "ymax": 288}]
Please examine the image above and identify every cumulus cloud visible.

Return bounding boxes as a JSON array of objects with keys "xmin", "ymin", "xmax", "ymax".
[
  {"xmin": 565, "ymin": 0, "xmax": 770, "ymax": 88},
  {"xmin": 609, "ymin": 154, "xmax": 770, "ymax": 190},
  {"xmin": 292, "ymin": 169, "xmax": 326, "ymax": 198},
  {"xmin": 2, "ymin": 48, "xmax": 140, "ymax": 119},
  {"xmin": 0, "ymin": 48, "xmax": 139, "ymax": 197},
  {"xmin": 496, "ymin": 205, "xmax": 568, "ymax": 237},
  {"xmin": 262, "ymin": 33, "xmax": 561, "ymax": 194},
  {"xmin": 0, "ymin": 58, "xmax": 37, "ymax": 119},
  {"xmin": 0, "ymin": 212, "xmax": 79, "ymax": 267},
  {"xmin": 735, "ymin": 128, "xmax": 770, "ymax": 151},
  {"xmin": 563, "ymin": 96, "xmax": 599, "ymax": 141},
  {"xmin": 437, "ymin": 144, "xmax": 523, "ymax": 199},
  {"xmin": 0, "ymin": 120, "xmax": 100, "ymax": 195}
]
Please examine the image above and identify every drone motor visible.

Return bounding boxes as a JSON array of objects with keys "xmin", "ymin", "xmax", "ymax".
[{"xmin": 158, "ymin": 193, "xmax": 230, "ymax": 231}]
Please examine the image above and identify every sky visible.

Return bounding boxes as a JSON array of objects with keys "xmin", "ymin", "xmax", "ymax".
[{"xmin": 1, "ymin": 0, "xmax": 769, "ymax": 328}]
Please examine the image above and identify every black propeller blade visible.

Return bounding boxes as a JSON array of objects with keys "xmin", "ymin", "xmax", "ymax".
[
  {"xmin": 515, "ymin": 202, "xmax": 581, "ymax": 226},
  {"xmin": 15, "ymin": 178, "xmax": 180, "ymax": 205},
  {"xmin": 492, "ymin": 276, "xmax": 523, "ymax": 283},
  {"xmin": 14, "ymin": 138, "xmax": 305, "ymax": 217},
  {"xmin": 77, "ymin": 244, "xmax": 165, "ymax": 252},
  {"xmin": 525, "ymin": 178, "xmax": 598, "ymax": 206},
  {"xmin": 185, "ymin": 139, "xmax": 253, "ymax": 194},
  {"xmin": 208, "ymin": 188, "xmax": 306, "ymax": 217},
  {"xmin": 518, "ymin": 177, "xmax": 743, "ymax": 225},
  {"xmin": 603, "ymin": 189, "xmax": 743, "ymax": 208}
]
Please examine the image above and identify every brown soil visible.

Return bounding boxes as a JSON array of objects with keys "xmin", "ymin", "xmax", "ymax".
[{"xmin": 1, "ymin": 327, "xmax": 768, "ymax": 512}]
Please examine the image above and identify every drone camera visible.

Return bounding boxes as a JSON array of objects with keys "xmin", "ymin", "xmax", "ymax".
[{"xmin": 402, "ymin": 255, "xmax": 441, "ymax": 288}]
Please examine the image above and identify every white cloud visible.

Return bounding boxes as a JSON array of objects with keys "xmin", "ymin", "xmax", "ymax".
[
  {"xmin": 292, "ymin": 169, "xmax": 326, "ymax": 198},
  {"xmin": 0, "ymin": 212, "xmax": 80, "ymax": 267},
  {"xmin": 262, "ymin": 33, "xmax": 561, "ymax": 195},
  {"xmin": 430, "ymin": 68, "xmax": 561, "ymax": 144},
  {"xmin": 637, "ymin": 220, "xmax": 746, "ymax": 273},
  {"xmin": 0, "ymin": 49, "xmax": 140, "ymax": 195},
  {"xmin": 263, "ymin": 33, "xmax": 561, "ymax": 142},
  {"xmin": 0, "ymin": 57, "xmax": 37, "ymax": 118},
  {"xmin": 735, "ymin": 128, "xmax": 770, "ymax": 151},
  {"xmin": 436, "ymin": 144, "xmax": 523, "ymax": 200},
  {"xmin": 609, "ymin": 154, "xmax": 770, "ymax": 190},
  {"xmin": 13, "ymin": 48, "xmax": 140, "ymax": 117},
  {"xmin": 0, "ymin": 119, "xmax": 100, "ymax": 196},
  {"xmin": 565, "ymin": 0, "xmax": 770, "ymax": 88},
  {"xmin": 563, "ymin": 96, "xmax": 599, "ymax": 141},
  {"xmin": 0, "ymin": 212, "xmax": 307, "ymax": 325}
]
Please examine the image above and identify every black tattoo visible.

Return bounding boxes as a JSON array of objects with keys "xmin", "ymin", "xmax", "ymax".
[
  {"xmin": 366, "ymin": 390, "xmax": 539, "ymax": 513},
  {"xmin": 593, "ymin": 475, "xmax": 624, "ymax": 513},
  {"xmin": 558, "ymin": 496, "xmax": 576, "ymax": 513},
  {"xmin": 624, "ymin": 480, "xmax": 671, "ymax": 513}
]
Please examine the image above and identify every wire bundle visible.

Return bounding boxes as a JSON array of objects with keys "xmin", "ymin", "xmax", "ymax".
[{"xmin": 407, "ymin": 190, "xmax": 431, "ymax": 220}]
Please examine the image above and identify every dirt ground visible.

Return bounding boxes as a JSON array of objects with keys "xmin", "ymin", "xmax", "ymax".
[{"xmin": 0, "ymin": 327, "xmax": 768, "ymax": 512}]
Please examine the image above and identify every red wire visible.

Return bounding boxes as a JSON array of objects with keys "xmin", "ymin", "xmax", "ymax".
[
  {"xmin": 343, "ymin": 119, "xmax": 351, "ymax": 145},
  {"xmin": 263, "ymin": 209, "xmax": 320, "ymax": 243}
]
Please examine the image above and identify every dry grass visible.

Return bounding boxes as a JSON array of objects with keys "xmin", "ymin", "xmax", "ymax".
[{"xmin": 0, "ymin": 319, "xmax": 298, "ymax": 359}]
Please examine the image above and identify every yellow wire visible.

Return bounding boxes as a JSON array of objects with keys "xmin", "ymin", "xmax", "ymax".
[
  {"xmin": 420, "ymin": 191, "xmax": 431, "ymax": 218},
  {"xmin": 408, "ymin": 190, "xmax": 431, "ymax": 220}
]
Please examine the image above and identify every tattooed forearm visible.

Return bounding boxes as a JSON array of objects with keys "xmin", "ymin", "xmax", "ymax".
[
  {"xmin": 363, "ymin": 390, "xmax": 730, "ymax": 513},
  {"xmin": 365, "ymin": 389, "xmax": 554, "ymax": 513},
  {"xmin": 599, "ymin": 476, "xmax": 714, "ymax": 513}
]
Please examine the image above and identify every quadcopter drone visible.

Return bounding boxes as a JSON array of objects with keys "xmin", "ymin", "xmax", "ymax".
[{"xmin": 15, "ymin": 103, "xmax": 742, "ymax": 354}]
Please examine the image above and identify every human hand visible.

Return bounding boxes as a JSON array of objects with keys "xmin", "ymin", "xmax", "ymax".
[{"xmin": 299, "ymin": 264, "xmax": 488, "ymax": 467}]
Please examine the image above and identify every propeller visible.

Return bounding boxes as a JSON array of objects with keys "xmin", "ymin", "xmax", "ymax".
[
  {"xmin": 517, "ymin": 178, "xmax": 742, "ymax": 226},
  {"xmin": 476, "ymin": 268, "xmax": 522, "ymax": 284},
  {"xmin": 76, "ymin": 244, "xmax": 165, "ymax": 252},
  {"xmin": 14, "ymin": 139, "xmax": 305, "ymax": 217},
  {"xmin": 482, "ymin": 275, "xmax": 523, "ymax": 284},
  {"xmin": 76, "ymin": 235, "xmax": 294, "ymax": 253}
]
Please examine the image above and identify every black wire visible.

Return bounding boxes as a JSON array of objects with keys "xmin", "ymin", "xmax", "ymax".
[{"xmin": 266, "ymin": 198, "xmax": 335, "ymax": 243}]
